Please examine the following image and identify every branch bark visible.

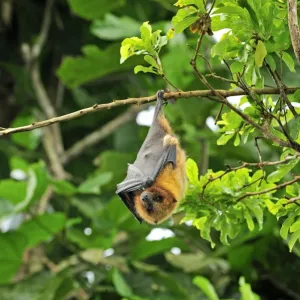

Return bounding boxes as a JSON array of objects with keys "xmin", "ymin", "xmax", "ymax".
[
  {"xmin": 288, "ymin": 0, "xmax": 300, "ymax": 63},
  {"xmin": 1, "ymin": 87, "xmax": 299, "ymax": 136}
]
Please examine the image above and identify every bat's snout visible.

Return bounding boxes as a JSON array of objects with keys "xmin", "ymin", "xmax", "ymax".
[
  {"xmin": 141, "ymin": 191, "xmax": 153, "ymax": 203},
  {"xmin": 141, "ymin": 191, "xmax": 154, "ymax": 211}
]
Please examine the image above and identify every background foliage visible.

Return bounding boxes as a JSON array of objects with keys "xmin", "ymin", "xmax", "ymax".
[{"xmin": 0, "ymin": 0, "xmax": 300, "ymax": 299}]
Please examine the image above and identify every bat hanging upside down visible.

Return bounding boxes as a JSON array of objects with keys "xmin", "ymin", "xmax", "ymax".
[{"xmin": 116, "ymin": 91, "xmax": 186, "ymax": 224}]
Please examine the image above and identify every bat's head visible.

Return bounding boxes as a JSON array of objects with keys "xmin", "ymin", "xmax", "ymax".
[{"xmin": 134, "ymin": 186, "xmax": 178, "ymax": 225}]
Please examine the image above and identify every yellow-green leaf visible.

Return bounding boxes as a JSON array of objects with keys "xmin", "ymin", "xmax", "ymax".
[{"xmin": 255, "ymin": 40, "xmax": 267, "ymax": 67}]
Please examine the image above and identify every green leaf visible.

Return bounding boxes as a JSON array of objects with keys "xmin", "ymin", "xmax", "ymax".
[
  {"xmin": 112, "ymin": 268, "xmax": 133, "ymax": 298},
  {"xmin": 50, "ymin": 179, "xmax": 77, "ymax": 197},
  {"xmin": 0, "ymin": 232, "xmax": 27, "ymax": 284},
  {"xmin": 186, "ymin": 158, "xmax": 199, "ymax": 185},
  {"xmin": 18, "ymin": 213, "xmax": 66, "ymax": 248},
  {"xmin": 267, "ymin": 159, "xmax": 299, "ymax": 183},
  {"xmin": 174, "ymin": 0, "xmax": 205, "ymax": 11},
  {"xmin": 16, "ymin": 162, "xmax": 48, "ymax": 212},
  {"xmin": 11, "ymin": 115, "xmax": 41, "ymax": 150},
  {"xmin": 91, "ymin": 14, "xmax": 139, "ymax": 41},
  {"xmin": 294, "ymin": 89, "xmax": 300, "ymax": 102},
  {"xmin": 9, "ymin": 156, "xmax": 29, "ymax": 172},
  {"xmin": 280, "ymin": 215, "xmax": 295, "ymax": 240},
  {"xmin": 234, "ymin": 133, "xmax": 240, "ymax": 146},
  {"xmin": 134, "ymin": 65, "xmax": 157, "ymax": 74},
  {"xmin": 230, "ymin": 61, "xmax": 244, "ymax": 73},
  {"xmin": 78, "ymin": 172, "xmax": 112, "ymax": 195},
  {"xmin": 0, "ymin": 179, "xmax": 27, "ymax": 204},
  {"xmin": 239, "ymin": 277, "xmax": 260, "ymax": 300},
  {"xmin": 290, "ymin": 219, "xmax": 300, "ymax": 233},
  {"xmin": 66, "ymin": 228, "xmax": 115, "ymax": 249},
  {"xmin": 255, "ymin": 41, "xmax": 267, "ymax": 67},
  {"xmin": 265, "ymin": 54, "xmax": 276, "ymax": 71},
  {"xmin": 140, "ymin": 22, "xmax": 153, "ymax": 52},
  {"xmin": 244, "ymin": 207, "xmax": 255, "ymax": 231},
  {"xmin": 289, "ymin": 230, "xmax": 300, "ymax": 252},
  {"xmin": 280, "ymin": 51, "xmax": 296, "ymax": 72},
  {"xmin": 131, "ymin": 238, "xmax": 186, "ymax": 260},
  {"xmin": 193, "ymin": 276, "xmax": 219, "ymax": 300},
  {"xmin": 68, "ymin": 0, "xmax": 124, "ymax": 20},
  {"xmin": 174, "ymin": 16, "xmax": 199, "ymax": 33},
  {"xmin": 289, "ymin": 117, "xmax": 300, "ymax": 140},
  {"xmin": 57, "ymin": 44, "xmax": 133, "ymax": 88},
  {"xmin": 217, "ymin": 133, "xmax": 234, "ymax": 145}
]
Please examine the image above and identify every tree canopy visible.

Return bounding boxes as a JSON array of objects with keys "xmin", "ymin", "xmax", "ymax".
[{"xmin": 0, "ymin": 0, "xmax": 300, "ymax": 299}]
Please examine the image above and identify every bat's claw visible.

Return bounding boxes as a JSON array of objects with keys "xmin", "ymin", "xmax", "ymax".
[{"xmin": 157, "ymin": 90, "xmax": 168, "ymax": 106}]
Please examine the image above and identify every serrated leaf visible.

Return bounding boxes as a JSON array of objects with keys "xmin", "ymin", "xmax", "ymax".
[
  {"xmin": 193, "ymin": 276, "xmax": 219, "ymax": 300},
  {"xmin": 255, "ymin": 41, "xmax": 267, "ymax": 67}
]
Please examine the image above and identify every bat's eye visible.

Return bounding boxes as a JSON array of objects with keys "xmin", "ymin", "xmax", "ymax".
[{"xmin": 155, "ymin": 195, "xmax": 163, "ymax": 202}]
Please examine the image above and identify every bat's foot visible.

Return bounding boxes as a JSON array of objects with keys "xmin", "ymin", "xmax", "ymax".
[{"xmin": 157, "ymin": 90, "xmax": 168, "ymax": 106}]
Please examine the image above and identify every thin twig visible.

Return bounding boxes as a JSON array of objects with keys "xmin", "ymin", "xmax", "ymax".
[
  {"xmin": 254, "ymin": 137, "xmax": 265, "ymax": 185},
  {"xmin": 287, "ymin": 195, "xmax": 300, "ymax": 204},
  {"xmin": 265, "ymin": 62, "xmax": 298, "ymax": 117},
  {"xmin": 237, "ymin": 176, "xmax": 300, "ymax": 201},
  {"xmin": 200, "ymin": 154, "xmax": 300, "ymax": 198}
]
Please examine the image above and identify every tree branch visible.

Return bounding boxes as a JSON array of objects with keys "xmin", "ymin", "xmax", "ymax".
[
  {"xmin": 288, "ymin": 0, "xmax": 300, "ymax": 63},
  {"xmin": 237, "ymin": 176, "xmax": 300, "ymax": 201},
  {"xmin": 1, "ymin": 88, "xmax": 298, "ymax": 137}
]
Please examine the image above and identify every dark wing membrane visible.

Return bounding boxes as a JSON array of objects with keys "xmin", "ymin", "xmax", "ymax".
[{"xmin": 118, "ymin": 191, "xmax": 143, "ymax": 223}]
